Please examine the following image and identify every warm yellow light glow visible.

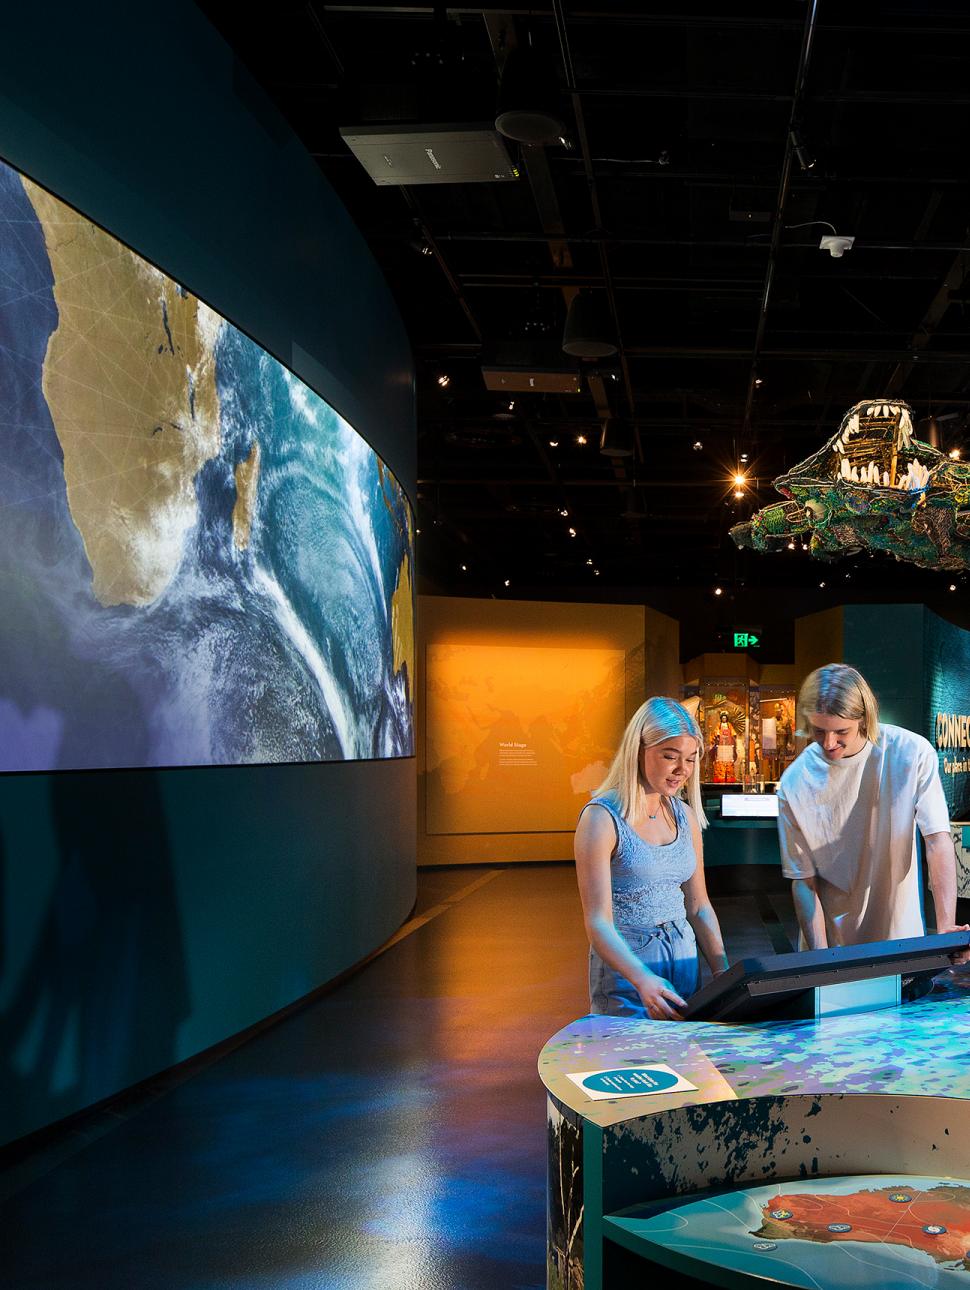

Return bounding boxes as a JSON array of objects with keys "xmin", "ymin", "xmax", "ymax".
[
  {"xmin": 714, "ymin": 586, "xmax": 723, "ymax": 596},
  {"xmin": 950, "ymin": 448, "xmax": 962, "ymax": 460},
  {"xmin": 733, "ymin": 472, "xmax": 746, "ymax": 486},
  {"xmin": 734, "ymin": 487, "xmax": 744, "ymax": 498},
  {"xmin": 576, "ymin": 434, "xmax": 588, "ymax": 445}
]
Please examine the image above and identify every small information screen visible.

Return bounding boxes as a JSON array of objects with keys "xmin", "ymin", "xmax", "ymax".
[{"xmin": 721, "ymin": 794, "xmax": 779, "ymax": 819}]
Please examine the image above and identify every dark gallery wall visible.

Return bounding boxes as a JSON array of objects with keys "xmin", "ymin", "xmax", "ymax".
[{"xmin": 0, "ymin": 3, "xmax": 416, "ymax": 1146}]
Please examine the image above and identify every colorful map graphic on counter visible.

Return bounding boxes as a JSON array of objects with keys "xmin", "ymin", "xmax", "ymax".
[
  {"xmin": 613, "ymin": 1174, "xmax": 970, "ymax": 1289},
  {"xmin": 425, "ymin": 643, "xmax": 625, "ymax": 833},
  {"xmin": 0, "ymin": 157, "xmax": 413, "ymax": 770}
]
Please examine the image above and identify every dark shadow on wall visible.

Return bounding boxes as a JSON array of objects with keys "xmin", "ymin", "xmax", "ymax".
[{"xmin": 0, "ymin": 770, "xmax": 189, "ymax": 1141}]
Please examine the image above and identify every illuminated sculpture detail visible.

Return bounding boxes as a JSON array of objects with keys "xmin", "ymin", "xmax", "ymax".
[{"xmin": 730, "ymin": 399, "xmax": 970, "ymax": 571}]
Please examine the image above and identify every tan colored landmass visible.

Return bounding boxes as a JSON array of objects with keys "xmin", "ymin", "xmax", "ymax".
[
  {"xmin": 232, "ymin": 442, "xmax": 261, "ymax": 550},
  {"xmin": 391, "ymin": 552, "xmax": 414, "ymax": 685},
  {"xmin": 24, "ymin": 177, "xmax": 222, "ymax": 606},
  {"xmin": 755, "ymin": 1184, "xmax": 970, "ymax": 1268}
]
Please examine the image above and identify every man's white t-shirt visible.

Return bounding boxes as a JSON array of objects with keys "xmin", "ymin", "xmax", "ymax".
[{"xmin": 776, "ymin": 723, "xmax": 950, "ymax": 945}]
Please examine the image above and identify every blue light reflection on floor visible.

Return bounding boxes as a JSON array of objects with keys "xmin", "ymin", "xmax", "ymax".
[{"xmin": 0, "ymin": 867, "xmax": 574, "ymax": 1289}]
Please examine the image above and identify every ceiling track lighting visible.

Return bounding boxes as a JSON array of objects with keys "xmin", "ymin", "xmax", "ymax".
[{"xmin": 789, "ymin": 128, "xmax": 816, "ymax": 172}]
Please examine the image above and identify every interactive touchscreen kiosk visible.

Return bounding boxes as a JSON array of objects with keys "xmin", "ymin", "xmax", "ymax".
[
  {"xmin": 540, "ymin": 930, "xmax": 970, "ymax": 1290},
  {"xmin": 684, "ymin": 931, "xmax": 970, "ymax": 1022}
]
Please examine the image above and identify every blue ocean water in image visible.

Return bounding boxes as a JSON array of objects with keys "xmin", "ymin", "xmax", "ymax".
[{"xmin": 0, "ymin": 160, "xmax": 413, "ymax": 771}]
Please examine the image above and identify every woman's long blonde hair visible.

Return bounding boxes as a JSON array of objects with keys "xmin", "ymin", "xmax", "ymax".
[
  {"xmin": 798, "ymin": 663, "xmax": 881, "ymax": 744},
  {"xmin": 594, "ymin": 696, "xmax": 707, "ymax": 828}
]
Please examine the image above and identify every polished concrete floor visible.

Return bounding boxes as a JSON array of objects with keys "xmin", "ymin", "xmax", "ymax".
[{"xmin": 0, "ymin": 864, "xmax": 797, "ymax": 1290}]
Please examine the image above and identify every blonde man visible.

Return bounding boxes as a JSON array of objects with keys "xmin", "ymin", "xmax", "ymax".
[{"xmin": 778, "ymin": 663, "xmax": 969, "ymax": 951}]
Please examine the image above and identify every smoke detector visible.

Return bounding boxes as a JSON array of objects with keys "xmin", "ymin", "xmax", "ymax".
[{"xmin": 819, "ymin": 234, "xmax": 855, "ymax": 259}]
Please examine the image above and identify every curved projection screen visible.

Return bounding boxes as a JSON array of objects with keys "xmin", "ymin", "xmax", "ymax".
[{"xmin": 0, "ymin": 158, "xmax": 414, "ymax": 770}]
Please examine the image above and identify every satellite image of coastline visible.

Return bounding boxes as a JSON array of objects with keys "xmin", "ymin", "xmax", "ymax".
[
  {"xmin": 0, "ymin": 157, "xmax": 414, "ymax": 770},
  {"xmin": 623, "ymin": 1174, "xmax": 970, "ymax": 1289}
]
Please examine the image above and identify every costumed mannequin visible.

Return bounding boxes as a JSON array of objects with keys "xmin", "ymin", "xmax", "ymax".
[
  {"xmin": 762, "ymin": 700, "xmax": 794, "ymax": 781},
  {"xmin": 711, "ymin": 710, "xmax": 739, "ymax": 784}
]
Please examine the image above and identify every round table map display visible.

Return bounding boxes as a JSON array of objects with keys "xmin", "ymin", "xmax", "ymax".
[{"xmin": 539, "ymin": 989, "xmax": 970, "ymax": 1290}]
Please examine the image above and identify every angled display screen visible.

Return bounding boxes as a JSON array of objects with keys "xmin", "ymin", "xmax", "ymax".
[{"xmin": 0, "ymin": 157, "xmax": 414, "ymax": 770}]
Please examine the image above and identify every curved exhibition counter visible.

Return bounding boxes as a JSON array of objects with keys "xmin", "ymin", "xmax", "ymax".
[{"xmin": 540, "ymin": 961, "xmax": 970, "ymax": 1290}]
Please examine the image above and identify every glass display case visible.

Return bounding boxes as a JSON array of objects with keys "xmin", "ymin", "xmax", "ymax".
[
  {"xmin": 684, "ymin": 678, "xmax": 797, "ymax": 788},
  {"xmin": 758, "ymin": 686, "xmax": 797, "ymax": 783}
]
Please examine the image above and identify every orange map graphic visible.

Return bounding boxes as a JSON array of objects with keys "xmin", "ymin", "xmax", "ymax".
[{"xmin": 754, "ymin": 1184, "xmax": 970, "ymax": 1268}]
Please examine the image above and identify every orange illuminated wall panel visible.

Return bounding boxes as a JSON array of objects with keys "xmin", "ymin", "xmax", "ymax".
[{"xmin": 425, "ymin": 643, "xmax": 625, "ymax": 834}]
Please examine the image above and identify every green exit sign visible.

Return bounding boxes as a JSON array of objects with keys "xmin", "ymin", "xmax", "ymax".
[{"xmin": 732, "ymin": 629, "xmax": 761, "ymax": 649}]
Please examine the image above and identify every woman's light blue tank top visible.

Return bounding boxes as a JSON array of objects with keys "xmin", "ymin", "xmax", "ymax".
[{"xmin": 583, "ymin": 793, "xmax": 696, "ymax": 931}]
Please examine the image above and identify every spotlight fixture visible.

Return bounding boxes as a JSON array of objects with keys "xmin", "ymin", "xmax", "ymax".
[
  {"xmin": 568, "ymin": 527, "xmax": 577, "ymax": 537},
  {"xmin": 714, "ymin": 586, "xmax": 723, "ymax": 596},
  {"xmin": 504, "ymin": 579, "xmax": 511, "ymax": 588},
  {"xmin": 460, "ymin": 564, "xmax": 467, "ymax": 572},
  {"xmin": 559, "ymin": 508, "xmax": 569, "ymax": 517},
  {"xmin": 740, "ymin": 453, "xmax": 749, "ymax": 463},
  {"xmin": 950, "ymin": 583, "xmax": 957, "ymax": 592},
  {"xmin": 562, "ymin": 291, "xmax": 617, "ymax": 358},
  {"xmin": 753, "ymin": 378, "xmax": 763, "ymax": 389},
  {"xmin": 789, "ymin": 129, "xmax": 816, "ymax": 172},
  {"xmin": 416, "ymin": 527, "xmax": 422, "ymax": 535},
  {"xmin": 733, "ymin": 472, "xmax": 746, "ymax": 487},
  {"xmin": 950, "ymin": 448, "xmax": 962, "ymax": 460},
  {"xmin": 692, "ymin": 440, "xmax": 704, "ymax": 452},
  {"xmin": 734, "ymin": 488, "xmax": 744, "ymax": 498},
  {"xmin": 819, "ymin": 581, "xmax": 826, "ymax": 588},
  {"xmin": 786, "ymin": 541, "xmax": 795, "ymax": 550},
  {"xmin": 585, "ymin": 558, "xmax": 594, "ymax": 566},
  {"xmin": 576, "ymin": 434, "xmax": 588, "ymax": 446},
  {"xmin": 801, "ymin": 542, "xmax": 809, "ymax": 551},
  {"xmin": 548, "ymin": 439, "xmax": 560, "ymax": 448},
  {"xmin": 593, "ymin": 568, "xmax": 600, "ymax": 576},
  {"xmin": 508, "ymin": 400, "xmax": 515, "ymax": 411},
  {"xmin": 437, "ymin": 373, "xmax": 450, "ymax": 388}
]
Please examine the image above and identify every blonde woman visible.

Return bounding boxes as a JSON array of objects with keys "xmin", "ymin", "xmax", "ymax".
[
  {"xmin": 779, "ymin": 663, "xmax": 969, "ymax": 954},
  {"xmin": 574, "ymin": 697, "xmax": 729, "ymax": 1020}
]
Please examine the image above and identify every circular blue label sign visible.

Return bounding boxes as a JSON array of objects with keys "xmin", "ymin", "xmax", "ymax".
[{"xmin": 581, "ymin": 1067, "xmax": 681, "ymax": 1095}]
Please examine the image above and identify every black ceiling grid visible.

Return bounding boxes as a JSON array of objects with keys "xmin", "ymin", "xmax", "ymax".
[{"xmin": 199, "ymin": 1, "xmax": 970, "ymax": 611}]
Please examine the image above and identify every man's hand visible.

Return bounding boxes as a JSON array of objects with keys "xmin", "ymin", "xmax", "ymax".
[{"xmin": 937, "ymin": 922, "xmax": 970, "ymax": 966}]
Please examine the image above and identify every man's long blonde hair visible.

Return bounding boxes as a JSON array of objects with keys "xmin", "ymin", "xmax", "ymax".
[
  {"xmin": 798, "ymin": 663, "xmax": 881, "ymax": 744},
  {"xmin": 593, "ymin": 696, "xmax": 707, "ymax": 828}
]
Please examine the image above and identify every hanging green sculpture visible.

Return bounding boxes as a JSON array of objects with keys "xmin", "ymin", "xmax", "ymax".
[{"xmin": 730, "ymin": 398, "xmax": 970, "ymax": 571}]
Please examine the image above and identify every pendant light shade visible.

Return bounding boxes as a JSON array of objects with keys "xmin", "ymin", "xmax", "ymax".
[
  {"xmin": 918, "ymin": 415, "xmax": 942, "ymax": 448},
  {"xmin": 495, "ymin": 46, "xmax": 567, "ymax": 147},
  {"xmin": 562, "ymin": 291, "xmax": 617, "ymax": 359},
  {"xmin": 599, "ymin": 418, "xmax": 634, "ymax": 458}
]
